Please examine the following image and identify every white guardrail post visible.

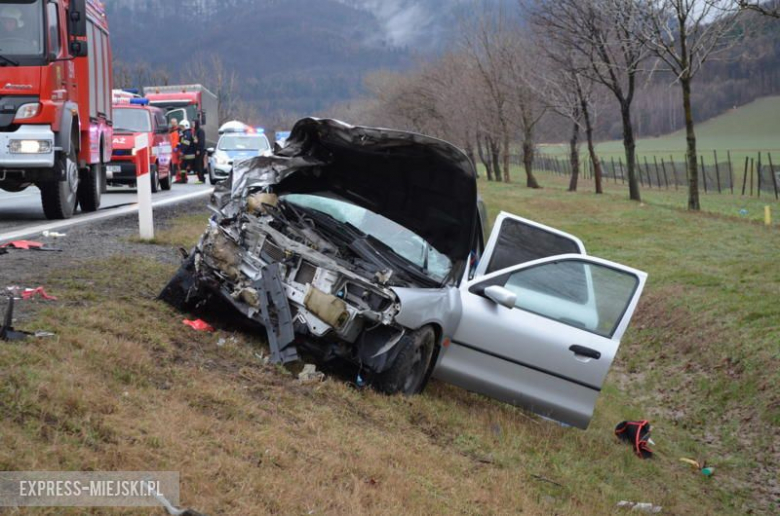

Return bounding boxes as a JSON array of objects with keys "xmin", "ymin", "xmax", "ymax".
[{"xmin": 134, "ymin": 133, "xmax": 154, "ymax": 240}]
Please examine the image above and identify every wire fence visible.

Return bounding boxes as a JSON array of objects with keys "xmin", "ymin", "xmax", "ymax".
[{"xmin": 530, "ymin": 151, "xmax": 780, "ymax": 199}]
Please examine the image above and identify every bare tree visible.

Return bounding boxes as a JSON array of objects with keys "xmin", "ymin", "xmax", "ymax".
[
  {"xmin": 736, "ymin": 0, "xmax": 780, "ymax": 17},
  {"xmin": 531, "ymin": 45, "xmax": 604, "ymax": 193},
  {"xmin": 529, "ymin": 0, "xmax": 649, "ymax": 201},
  {"xmin": 182, "ymin": 54, "xmax": 243, "ymax": 123},
  {"xmin": 504, "ymin": 34, "xmax": 546, "ymax": 189},
  {"xmin": 639, "ymin": 0, "xmax": 741, "ymax": 210},
  {"xmin": 113, "ymin": 60, "xmax": 170, "ymax": 90},
  {"xmin": 462, "ymin": 6, "xmax": 525, "ymax": 184}
]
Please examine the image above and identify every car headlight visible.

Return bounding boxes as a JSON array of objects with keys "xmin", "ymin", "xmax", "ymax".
[
  {"xmin": 14, "ymin": 103, "xmax": 41, "ymax": 121},
  {"xmin": 216, "ymin": 154, "xmax": 229, "ymax": 165},
  {"xmin": 9, "ymin": 139, "xmax": 52, "ymax": 154}
]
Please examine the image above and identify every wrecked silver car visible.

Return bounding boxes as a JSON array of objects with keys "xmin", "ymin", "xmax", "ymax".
[{"xmin": 161, "ymin": 118, "xmax": 647, "ymax": 429}]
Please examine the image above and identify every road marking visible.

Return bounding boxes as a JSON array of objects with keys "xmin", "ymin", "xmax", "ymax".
[{"xmin": 0, "ymin": 189, "xmax": 212, "ymax": 244}]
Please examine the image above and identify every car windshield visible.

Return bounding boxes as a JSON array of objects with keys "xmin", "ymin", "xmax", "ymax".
[
  {"xmin": 0, "ymin": 0, "xmax": 44, "ymax": 57},
  {"xmin": 284, "ymin": 194, "xmax": 453, "ymax": 281},
  {"xmin": 113, "ymin": 108, "xmax": 152, "ymax": 133},
  {"xmin": 150, "ymin": 101, "xmax": 198, "ymax": 126},
  {"xmin": 219, "ymin": 135, "xmax": 269, "ymax": 152}
]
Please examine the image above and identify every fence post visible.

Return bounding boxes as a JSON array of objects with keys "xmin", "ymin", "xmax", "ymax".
[
  {"xmin": 618, "ymin": 157, "xmax": 625, "ymax": 184},
  {"xmin": 727, "ymin": 150, "xmax": 734, "ymax": 194},
  {"xmin": 768, "ymin": 152, "xmax": 779, "ymax": 200},
  {"xmin": 742, "ymin": 157, "xmax": 749, "ymax": 196},
  {"xmin": 670, "ymin": 156, "xmax": 679, "ymax": 190},
  {"xmin": 713, "ymin": 151, "xmax": 721, "ymax": 194},
  {"xmin": 660, "ymin": 158, "xmax": 669, "ymax": 189},
  {"xmin": 757, "ymin": 152, "xmax": 762, "ymax": 198},
  {"xmin": 700, "ymin": 155, "xmax": 708, "ymax": 193},
  {"xmin": 750, "ymin": 158, "xmax": 755, "ymax": 197},
  {"xmin": 643, "ymin": 156, "xmax": 653, "ymax": 188}
]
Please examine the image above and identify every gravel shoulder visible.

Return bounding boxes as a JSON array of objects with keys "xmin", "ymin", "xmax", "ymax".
[{"xmin": 0, "ymin": 199, "xmax": 210, "ymax": 326}]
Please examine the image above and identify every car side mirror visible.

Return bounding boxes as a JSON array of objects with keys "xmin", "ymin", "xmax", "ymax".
[
  {"xmin": 207, "ymin": 147, "xmax": 215, "ymax": 156},
  {"xmin": 484, "ymin": 285, "xmax": 517, "ymax": 309}
]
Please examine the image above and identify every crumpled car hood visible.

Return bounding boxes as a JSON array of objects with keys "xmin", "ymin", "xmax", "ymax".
[{"xmin": 212, "ymin": 118, "xmax": 478, "ymax": 264}]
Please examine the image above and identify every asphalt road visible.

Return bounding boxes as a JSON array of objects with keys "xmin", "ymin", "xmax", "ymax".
[{"xmin": 0, "ymin": 182, "xmax": 213, "ymax": 243}]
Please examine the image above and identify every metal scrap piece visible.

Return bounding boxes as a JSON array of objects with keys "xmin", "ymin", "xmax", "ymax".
[{"xmin": 254, "ymin": 263, "xmax": 298, "ymax": 364}]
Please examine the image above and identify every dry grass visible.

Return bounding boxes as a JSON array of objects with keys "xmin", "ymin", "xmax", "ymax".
[{"xmin": 0, "ymin": 188, "xmax": 770, "ymax": 514}]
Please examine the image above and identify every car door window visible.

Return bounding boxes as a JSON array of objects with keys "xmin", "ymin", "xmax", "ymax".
[
  {"xmin": 485, "ymin": 216, "xmax": 583, "ymax": 274},
  {"xmin": 501, "ymin": 259, "xmax": 640, "ymax": 338}
]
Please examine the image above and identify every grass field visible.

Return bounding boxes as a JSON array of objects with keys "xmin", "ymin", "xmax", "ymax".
[
  {"xmin": 541, "ymin": 95, "xmax": 780, "ymax": 167},
  {"xmin": 0, "ymin": 175, "xmax": 777, "ymax": 514}
]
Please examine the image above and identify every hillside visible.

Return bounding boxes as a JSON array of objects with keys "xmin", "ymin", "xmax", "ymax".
[
  {"xmin": 104, "ymin": 0, "xmax": 491, "ymax": 121},
  {"xmin": 544, "ymin": 95, "xmax": 780, "ymax": 166}
]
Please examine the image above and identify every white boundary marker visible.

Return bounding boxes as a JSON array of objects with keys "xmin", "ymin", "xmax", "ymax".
[{"xmin": 134, "ymin": 133, "xmax": 154, "ymax": 240}]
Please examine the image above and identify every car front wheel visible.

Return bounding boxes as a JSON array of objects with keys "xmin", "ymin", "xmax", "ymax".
[{"xmin": 374, "ymin": 326, "xmax": 436, "ymax": 396}]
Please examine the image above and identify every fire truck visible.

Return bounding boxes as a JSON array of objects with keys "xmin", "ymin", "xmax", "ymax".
[
  {"xmin": 109, "ymin": 91, "xmax": 172, "ymax": 192},
  {"xmin": 143, "ymin": 84, "xmax": 218, "ymax": 167},
  {"xmin": 0, "ymin": 0, "xmax": 113, "ymax": 220}
]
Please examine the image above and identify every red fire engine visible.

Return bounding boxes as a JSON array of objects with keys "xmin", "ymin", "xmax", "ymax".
[
  {"xmin": 0, "ymin": 0, "xmax": 113, "ymax": 219},
  {"xmin": 108, "ymin": 92, "xmax": 173, "ymax": 193}
]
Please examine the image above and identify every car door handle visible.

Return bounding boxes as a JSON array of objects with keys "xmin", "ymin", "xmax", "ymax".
[{"xmin": 569, "ymin": 345, "xmax": 601, "ymax": 360}]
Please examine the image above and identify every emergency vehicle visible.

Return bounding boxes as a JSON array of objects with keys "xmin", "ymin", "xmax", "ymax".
[
  {"xmin": 107, "ymin": 91, "xmax": 172, "ymax": 192},
  {"xmin": 207, "ymin": 125, "xmax": 270, "ymax": 185},
  {"xmin": 143, "ymin": 84, "xmax": 218, "ymax": 171},
  {"xmin": 0, "ymin": 0, "xmax": 113, "ymax": 219}
]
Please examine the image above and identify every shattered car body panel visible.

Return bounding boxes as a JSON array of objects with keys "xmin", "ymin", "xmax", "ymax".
[{"xmin": 162, "ymin": 118, "xmax": 648, "ymax": 429}]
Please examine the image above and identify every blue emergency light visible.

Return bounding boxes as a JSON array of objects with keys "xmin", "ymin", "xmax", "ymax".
[
  {"xmin": 256, "ymin": 127, "xmax": 265, "ymax": 134},
  {"xmin": 130, "ymin": 98, "xmax": 150, "ymax": 106}
]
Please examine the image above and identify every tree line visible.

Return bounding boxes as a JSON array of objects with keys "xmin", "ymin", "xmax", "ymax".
[{"xmin": 325, "ymin": 0, "xmax": 780, "ymax": 211}]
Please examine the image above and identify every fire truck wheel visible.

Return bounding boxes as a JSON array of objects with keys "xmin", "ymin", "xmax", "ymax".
[
  {"xmin": 160, "ymin": 165, "xmax": 172, "ymax": 191},
  {"xmin": 151, "ymin": 164, "xmax": 160, "ymax": 194},
  {"xmin": 77, "ymin": 162, "xmax": 103, "ymax": 213},
  {"xmin": 40, "ymin": 144, "xmax": 79, "ymax": 220}
]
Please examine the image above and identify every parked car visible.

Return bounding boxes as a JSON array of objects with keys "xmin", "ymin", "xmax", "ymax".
[
  {"xmin": 108, "ymin": 103, "xmax": 173, "ymax": 192},
  {"xmin": 207, "ymin": 131, "xmax": 271, "ymax": 185},
  {"xmin": 161, "ymin": 118, "xmax": 647, "ymax": 429}
]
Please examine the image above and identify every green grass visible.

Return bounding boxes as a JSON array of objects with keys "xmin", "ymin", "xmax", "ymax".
[
  {"xmin": 542, "ymin": 95, "xmax": 780, "ymax": 167},
  {"xmin": 1, "ymin": 178, "xmax": 778, "ymax": 514},
  {"xmin": 480, "ymin": 168, "xmax": 779, "ymax": 513}
]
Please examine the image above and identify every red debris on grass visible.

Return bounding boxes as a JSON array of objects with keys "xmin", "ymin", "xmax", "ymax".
[
  {"xmin": 183, "ymin": 319, "xmax": 215, "ymax": 332},
  {"xmin": 21, "ymin": 288, "xmax": 58, "ymax": 301},
  {"xmin": 0, "ymin": 241, "xmax": 45, "ymax": 250}
]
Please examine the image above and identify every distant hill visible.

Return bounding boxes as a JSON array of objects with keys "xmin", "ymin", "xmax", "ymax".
[
  {"xmin": 104, "ymin": 0, "xmax": 492, "ymax": 122},
  {"xmin": 595, "ymin": 95, "xmax": 780, "ymax": 156}
]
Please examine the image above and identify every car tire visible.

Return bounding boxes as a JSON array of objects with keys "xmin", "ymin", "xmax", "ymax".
[
  {"xmin": 77, "ymin": 162, "xmax": 103, "ymax": 212},
  {"xmin": 160, "ymin": 165, "xmax": 172, "ymax": 191},
  {"xmin": 150, "ymin": 164, "xmax": 160, "ymax": 193},
  {"xmin": 374, "ymin": 326, "xmax": 436, "ymax": 396},
  {"xmin": 40, "ymin": 141, "xmax": 79, "ymax": 220}
]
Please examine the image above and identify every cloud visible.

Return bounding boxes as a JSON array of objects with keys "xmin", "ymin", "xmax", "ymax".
[{"xmin": 344, "ymin": 0, "xmax": 455, "ymax": 48}]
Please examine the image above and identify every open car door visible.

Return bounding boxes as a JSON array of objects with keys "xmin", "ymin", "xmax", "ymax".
[{"xmin": 435, "ymin": 215, "xmax": 647, "ymax": 429}]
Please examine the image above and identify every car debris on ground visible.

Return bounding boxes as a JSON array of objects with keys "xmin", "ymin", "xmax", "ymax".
[
  {"xmin": 298, "ymin": 363, "xmax": 325, "ymax": 383},
  {"xmin": 616, "ymin": 501, "xmax": 663, "ymax": 513},
  {"xmin": 160, "ymin": 118, "xmax": 648, "ymax": 430},
  {"xmin": 183, "ymin": 319, "xmax": 215, "ymax": 332},
  {"xmin": 0, "ymin": 240, "xmax": 60, "ymax": 252},
  {"xmin": 615, "ymin": 420, "xmax": 654, "ymax": 458}
]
